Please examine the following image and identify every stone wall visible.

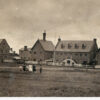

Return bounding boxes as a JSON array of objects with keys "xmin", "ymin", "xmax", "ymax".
[{"xmin": 55, "ymin": 52, "xmax": 91, "ymax": 64}]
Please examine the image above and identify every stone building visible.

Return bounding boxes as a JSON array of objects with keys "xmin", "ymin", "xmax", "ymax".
[
  {"xmin": 19, "ymin": 46, "xmax": 31, "ymax": 61},
  {"xmin": 54, "ymin": 38, "xmax": 98, "ymax": 65},
  {"xmin": 0, "ymin": 39, "xmax": 11, "ymax": 62},
  {"xmin": 19, "ymin": 32, "xmax": 55, "ymax": 62}
]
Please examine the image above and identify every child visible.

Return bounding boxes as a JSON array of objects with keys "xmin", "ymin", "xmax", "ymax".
[
  {"xmin": 32, "ymin": 64, "xmax": 36, "ymax": 72},
  {"xmin": 40, "ymin": 66, "xmax": 42, "ymax": 74}
]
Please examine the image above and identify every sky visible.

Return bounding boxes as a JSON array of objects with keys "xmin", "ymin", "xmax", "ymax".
[{"xmin": 0, "ymin": 0, "xmax": 100, "ymax": 53}]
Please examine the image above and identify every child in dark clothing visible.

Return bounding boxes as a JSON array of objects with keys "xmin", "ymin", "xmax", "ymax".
[
  {"xmin": 23, "ymin": 64, "xmax": 26, "ymax": 71},
  {"xmin": 32, "ymin": 64, "xmax": 36, "ymax": 72}
]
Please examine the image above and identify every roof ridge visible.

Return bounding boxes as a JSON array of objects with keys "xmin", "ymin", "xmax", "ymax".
[{"xmin": 60, "ymin": 40, "xmax": 93, "ymax": 42}]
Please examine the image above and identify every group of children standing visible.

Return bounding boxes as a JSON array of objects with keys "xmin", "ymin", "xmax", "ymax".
[{"xmin": 22, "ymin": 64, "xmax": 42, "ymax": 73}]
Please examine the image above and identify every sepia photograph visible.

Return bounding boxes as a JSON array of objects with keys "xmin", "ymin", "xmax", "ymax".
[{"xmin": 0, "ymin": 0, "xmax": 100, "ymax": 97}]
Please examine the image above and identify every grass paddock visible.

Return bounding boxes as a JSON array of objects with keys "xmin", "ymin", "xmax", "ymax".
[{"xmin": 0, "ymin": 65, "xmax": 100, "ymax": 96}]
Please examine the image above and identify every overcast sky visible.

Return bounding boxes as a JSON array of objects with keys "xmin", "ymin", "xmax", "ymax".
[{"xmin": 0, "ymin": 0, "xmax": 100, "ymax": 52}]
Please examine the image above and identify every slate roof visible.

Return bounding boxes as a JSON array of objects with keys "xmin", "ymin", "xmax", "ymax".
[
  {"xmin": 32, "ymin": 39, "xmax": 55, "ymax": 52},
  {"xmin": 39, "ymin": 40, "xmax": 55, "ymax": 51},
  {"xmin": 55, "ymin": 40, "xmax": 94, "ymax": 52}
]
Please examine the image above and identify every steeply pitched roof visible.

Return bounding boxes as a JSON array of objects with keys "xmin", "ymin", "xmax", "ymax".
[
  {"xmin": 39, "ymin": 40, "xmax": 55, "ymax": 51},
  {"xmin": 55, "ymin": 40, "xmax": 94, "ymax": 52},
  {"xmin": 0, "ymin": 39, "xmax": 10, "ymax": 49},
  {"xmin": 32, "ymin": 39, "xmax": 55, "ymax": 51}
]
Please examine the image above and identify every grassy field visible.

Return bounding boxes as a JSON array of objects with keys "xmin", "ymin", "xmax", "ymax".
[{"xmin": 0, "ymin": 65, "xmax": 100, "ymax": 97}]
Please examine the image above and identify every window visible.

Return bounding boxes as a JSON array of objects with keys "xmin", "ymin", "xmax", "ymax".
[
  {"xmin": 75, "ymin": 44, "xmax": 79, "ymax": 49},
  {"xmin": 82, "ymin": 61, "xmax": 87, "ymax": 65},
  {"xmin": 40, "ymin": 59, "xmax": 42, "ymax": 61},
  {"xmin": 67, "ymin": 60, "xmax": 70, "ymax": 64},
  {"xmin": 82, "ymin": 44, "xmax": 86, "ymax": 49},
  {"xmin": 33, "ymin": 59, "xmax": 36, "ymax": 61},
  {"xmin": 61, "ymin": 44, "xmax": 65, "ymax": 49},
  {"xmin": 75, "ymin": 53, "xmax": 78, "ymax": 56},
  {"xmin": 68, "ymin": 44, "xmax": 71, "ymax": 49},
  {"xmin": 80, "ymin": 54, "xmax": 83, "ymax": 56},
  {"xmin": 85, "ymin": 54, "xmax": 87, "ymax": 56}
]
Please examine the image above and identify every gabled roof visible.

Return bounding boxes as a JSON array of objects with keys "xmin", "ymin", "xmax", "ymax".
[
  {"xmin": 32, "ymin": 39, "xmax": 55, "ymax": 51},
  {"xmin": 55, "ymin": 40, "xmax": 95, "ymax": 52},
  {"xmin": 0, "ymin": 39, "xmax": 4, "ymax": 43},
  {"xmin": 0, "ymin": 39, "xmax": 10, "ymax": 49}
]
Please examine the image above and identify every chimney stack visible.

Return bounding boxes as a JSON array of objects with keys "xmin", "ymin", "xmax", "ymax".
[
  {"xmin": 43, "ymin": 30, "xmax": 46, "ymax": 41},
  {"xmin": 58, "ymin": 36, "xmax": 61, "ymax": 42},
  {"xmin": 24, "ymin": 46, "xmax": 27, "ymax": 51},
  {"xmin": 93, "ymin": 38, "xmax": 97, "ymax": 43}
]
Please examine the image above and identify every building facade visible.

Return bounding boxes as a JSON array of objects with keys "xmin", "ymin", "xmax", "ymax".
[
  {"xmin": 19, "ymin": 32, "xmax": 55, "ymax": 62},
  {"xmin": 54, "ymin": 38, "xmax": 98, "ymax": 65},
  {"xmin": 0, "ymin": 39, "xmax": 11, "ymax": 62},
  {"xmin": 19, "ymin": 46, "xmax": 32, "ymax": 61}
]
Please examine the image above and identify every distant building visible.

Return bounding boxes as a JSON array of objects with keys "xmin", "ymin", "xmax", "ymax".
[
  {"xmin": 95, "ymin": 49, "xmax": 100, "ymax": 65},
  {"xmin": 8, "ymin": 48, "xmax": 19, "ymax": 59},
  {"xmin": 19, "ymin": 46, "xmax": 31, "ymax": 61},
  {"xmin": 54, "ymin": 38, "xmax": 98, "ymax": 65},
  {"xmin": 19, "ymin": 31, "xmax": 55, "ymax": 62},
  {"xmin": 0, "ymin": 39, "xmax": 11, "ymax": 62}
]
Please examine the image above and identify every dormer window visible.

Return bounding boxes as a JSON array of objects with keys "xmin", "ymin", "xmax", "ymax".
[
  {"xmin": 82, "ymin": 44, "xmax": 86, "ymax": 49},
  {"xmin": 61, "ymin": 44, "xmax": 65, "ymax": 49},
  {"xmin": 68, "ymin": 44, "xmax": 71, "ymax": 49},
  {"xmin": 75, "ymin": 44, "xmax": 79, "ymax": 49}
]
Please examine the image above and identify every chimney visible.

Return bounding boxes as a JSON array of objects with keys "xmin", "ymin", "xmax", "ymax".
[
  {"xmin": 58, "ymin": 37, "xmax": 61, "ymax": 42},
  {"xmin": 43, "ymin": 30, "xmax": 46, "ymax": 41},
  {"xmin": 93, "ymin": 38, "xmax": 97, "ymax": 43},
  {"xmin": 24, "ymin": 46, "xmax": 27, "ymax": 51}
]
